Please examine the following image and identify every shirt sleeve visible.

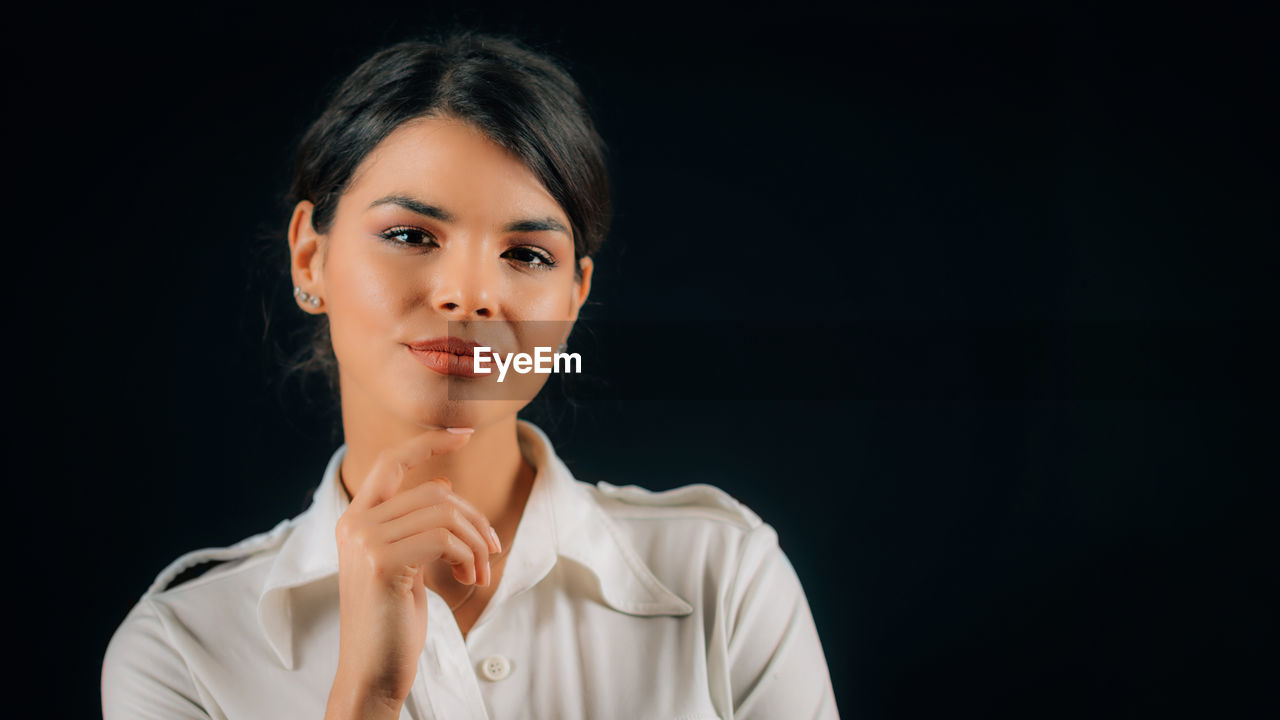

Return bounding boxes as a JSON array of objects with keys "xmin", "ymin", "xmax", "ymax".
[
  {"xmin": 102, "ymin": 597, "xmax": 212, "ymax": 720},
  {"xmin": 725, "ymin": 523, "xmax": 840, "ymax": 719}
]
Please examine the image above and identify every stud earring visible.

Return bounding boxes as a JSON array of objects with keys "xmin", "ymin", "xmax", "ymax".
[
  {"xmin": 558, "ymin": 341, "xmax": 568, "ymax": 352},
  {"xmin": 293, "ymin": 285, "xmax": 322, "ymax": 308}
]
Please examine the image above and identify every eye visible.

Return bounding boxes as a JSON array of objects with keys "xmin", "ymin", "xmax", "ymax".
[
  {"xmin": 505, "ymin": 245, "xmax": 558, "ymax": 270},
  {"xmin": 378, "ymin": 226, "xmax": 437, "ymax": 247}
]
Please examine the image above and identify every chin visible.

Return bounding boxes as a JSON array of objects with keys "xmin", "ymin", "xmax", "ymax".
[
  {"xmin": 416, "ymin": 402, "xmax": 478, "ymax": 430},
  {"xmin": 388, "ymin": 382, "xmax": 464, "ymax": 426},
  {"xmin": 391, "ymin": 377, "xmax": 530, "ymax": 430}
]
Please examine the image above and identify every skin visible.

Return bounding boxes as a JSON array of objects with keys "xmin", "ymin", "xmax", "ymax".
[{"xmin": 287, "ymin": 114, "xmax": 593, "ymax": 719}]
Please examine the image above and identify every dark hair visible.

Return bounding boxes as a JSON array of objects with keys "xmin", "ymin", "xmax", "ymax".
[{"xmin": 260, "ymin": 30, "xmax": 611, "ymax": 428}]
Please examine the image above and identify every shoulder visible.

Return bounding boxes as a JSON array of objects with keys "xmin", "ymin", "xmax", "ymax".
[
  {"xmin": 575, "ymin": 478, "xmax": 804, "ymax": 618},
  {"xmin": 102, "ymin": 596, "xmax": 210, "ymax": 719},
  {"xmin": 581, "ymin": 478, "xmax": 774, "ymax": 578},
  {"xmin": 586, "ymin": 479, "xmax": 764, "ymax": 530},
  {"xmin": 581, "ymin": 482, "xmax": 815, "ymax": 626},
  {"xmin": 107, "ymin": 516, "xmax": 299, "ymax": 659},
  {"xmin": 103, "ymin": 518, "xmax": 302, "ymax": 709},
  {"xmin": 141, "ymin": 516, "xmax": 296, "ymax": 598}
]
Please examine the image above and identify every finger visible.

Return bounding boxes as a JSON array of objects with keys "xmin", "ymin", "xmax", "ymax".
[
  {"xmin": 350, "ymin": 429, "xmax": 475, "ymax": 510},
  {"xmin": 371, "ymin": 478, "xmax": 502, "ymax": 555},
  {"xmin": 367, "ymin": 477, "xmax": 453, "ymax": 523},
  {"xmin": 377, "ymin": 504, "xmax": 492, "ymax": 586},
  {"xmin": 386, "ymin": 527, "xmax": 479, "ymax": 585}
]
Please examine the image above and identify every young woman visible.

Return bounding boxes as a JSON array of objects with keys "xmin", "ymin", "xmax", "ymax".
[{"xmin": 102, "ymin": 31, "xmax": 839, "ymax": 720}]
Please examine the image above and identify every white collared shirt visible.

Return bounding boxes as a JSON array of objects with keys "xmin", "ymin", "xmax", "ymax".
[{"xmin": 102, "ymin": 420, "xmax": 839, "ymax": 719}]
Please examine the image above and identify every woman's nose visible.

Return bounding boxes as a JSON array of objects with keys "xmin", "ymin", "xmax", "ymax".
[{"xmin": 429, "ymin": 242, "xmax": 497, "ymax": 319}]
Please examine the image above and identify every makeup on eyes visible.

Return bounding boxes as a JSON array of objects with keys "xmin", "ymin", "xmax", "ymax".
[{"xmin": 375, "ymin": 225, "xmax": 559, "ymax": 269}]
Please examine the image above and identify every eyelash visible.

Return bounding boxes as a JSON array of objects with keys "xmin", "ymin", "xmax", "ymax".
[{"xmin": 377, "ymin": 226, "xmax": 559, "ymax": 270}]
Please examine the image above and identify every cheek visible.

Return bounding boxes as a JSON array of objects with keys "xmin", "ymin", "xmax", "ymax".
[
  {"xmin": 325, "ymin": 243, "xmax": 415, "ymax": 349},
  {"xmin": 509, "ymin": 276, "xmax": 576, "ymax": 317}
]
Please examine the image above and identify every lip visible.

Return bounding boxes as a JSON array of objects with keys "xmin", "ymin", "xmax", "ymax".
[
  {"xmin": 406, "ymin": 336, "xmax": 488, "ymax": 378},
  {"xmin": 406, "ymin": 336, "xmax": 484, "ymax": 355}
]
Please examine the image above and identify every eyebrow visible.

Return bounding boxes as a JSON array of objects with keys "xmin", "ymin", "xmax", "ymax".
[{"xmin": 368, "ymin": 194, "xmax": 570, "ymax": 235}]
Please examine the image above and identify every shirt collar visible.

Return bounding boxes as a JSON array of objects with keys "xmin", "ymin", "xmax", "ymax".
[{"xmin": 258, "ymin": 419, "xmax": 693, "ymax": 670}]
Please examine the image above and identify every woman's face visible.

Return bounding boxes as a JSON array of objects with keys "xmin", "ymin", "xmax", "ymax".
[{"xmin": 288, "ymin": 114, "xmax": 593, "ymax": 431}]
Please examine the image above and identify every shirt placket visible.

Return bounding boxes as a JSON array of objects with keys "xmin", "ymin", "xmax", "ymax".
[{"xmin": 405, "ymin": 593, "xmax": 491, "ymax": 720}]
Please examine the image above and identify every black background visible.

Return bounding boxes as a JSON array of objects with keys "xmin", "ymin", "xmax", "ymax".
[{"xmin": 8, "ymin": 1, "xmax": 1275, "ymax": 717}]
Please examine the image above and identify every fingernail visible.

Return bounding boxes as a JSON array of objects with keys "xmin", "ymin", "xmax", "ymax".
[
  {"xmin": 446, "ymin": 427, "xmax": 475, "ymax": 434},
  {"xmin": 431, "ymin": 476, "xmax": 451, "ymax": 487},
  {"xmin": 488, "ymin": 526, "xmax": 502, "ymax": 553}
]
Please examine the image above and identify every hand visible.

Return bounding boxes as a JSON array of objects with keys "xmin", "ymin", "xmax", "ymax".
[{"xmin": 324, "ymin": 429, "xmax": 503, "ymax": 719}]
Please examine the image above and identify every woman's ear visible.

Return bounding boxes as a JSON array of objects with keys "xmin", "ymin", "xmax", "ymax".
[
  {"xmin": 288, "ymin": 200, "xmax": 327, "ymax": 314},
  {"xmin": 567, "ymin": 256, "xmax": 594, "ymax": 324}
]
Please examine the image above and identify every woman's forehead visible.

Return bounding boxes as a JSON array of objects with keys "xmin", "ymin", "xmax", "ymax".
[{"xmin": 341, "ymin": 116, "xmax": 564, "ymax": 222}]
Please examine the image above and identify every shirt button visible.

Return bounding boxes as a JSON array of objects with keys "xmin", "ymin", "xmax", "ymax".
[{"xmin": 479, "ymin": 654, "xmax": 512, "ymax": 681}]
